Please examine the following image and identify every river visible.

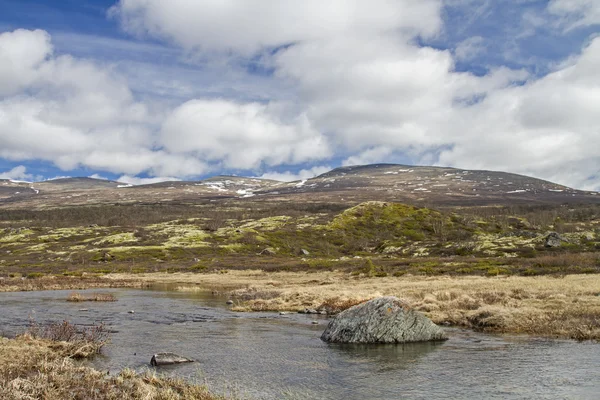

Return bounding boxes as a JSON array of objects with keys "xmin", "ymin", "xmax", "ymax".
[{"xmin": 1, "ymin": 288, "xmax": 598, "ymax": 399}]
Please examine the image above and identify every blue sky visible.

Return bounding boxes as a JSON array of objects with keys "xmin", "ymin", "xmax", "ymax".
[{"xmin": 0, "ymin": 0, "xmax": 599, "ymax": 189}]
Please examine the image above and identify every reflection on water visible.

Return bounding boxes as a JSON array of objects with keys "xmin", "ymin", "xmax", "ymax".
[{"xmin": 1, "ymin": 288, "xmax": 599, "ymax": 400}]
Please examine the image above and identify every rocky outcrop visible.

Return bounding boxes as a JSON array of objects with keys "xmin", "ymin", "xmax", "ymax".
[
  {"xmin": 150, "ymin": 353, "xmax": 194, "ymax": 366},
  {"xmin": 544, "ymin": 232, "xmax": 564, "ymax": 248},
  {"xmin": 321, "ymin": 296, "xmax": 447, "ymax": 344}
]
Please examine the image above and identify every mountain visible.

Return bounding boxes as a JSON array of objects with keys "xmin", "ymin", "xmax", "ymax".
[{"xmin": 0, "ymin": 164, "xmax": 598, "ymax": 209}]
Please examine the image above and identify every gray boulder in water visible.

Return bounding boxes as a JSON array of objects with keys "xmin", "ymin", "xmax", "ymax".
[
  {"xmin": 321, "ymin": 296, "xmax": 447, "ymax": 344},
  {"xmin": 150, "ymin": 352, "xmax": 194, "ymax": 366}
]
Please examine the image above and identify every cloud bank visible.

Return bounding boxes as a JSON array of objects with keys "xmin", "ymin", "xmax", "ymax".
[{"xmin": 0, "ymin": 1, "xmax": 599, "ymax": 190}]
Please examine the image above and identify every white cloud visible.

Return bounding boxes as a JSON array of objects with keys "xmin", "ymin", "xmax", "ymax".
[
  {"xmin": 44, "ymin": 175, "xmax": 71, "ymax": 181},
  {"xmin": 88, "ymin": 174, "xmax": 109, "ymax": 180},
  {"xmin": 0, "ymin": 29, "xmax": 52, "ymax": 96},
  {"xmin": 548, "ymin": 0, "xmax": 600, "ymax": 29},
  {"xmin": 160, "ymin": 99, "xmax": 330, "ymax": 170},
  {"xmin": 454, "ymin": 36, "xmax": 486, "ymax": 61},
  {"xmin": 0, "ymin": 29, "xmax": 159, "ymax": 174},
  {"xmin": 259, "ymin": 166, "xmax": 332, "ymax": 182},
  {"xmin": 343, "ymin": 147, "xmax": 394, "ymax": 167},
  {"xmin": 116, "ymin": 175, "xmax": 181, "ymax": 186},
  {"xmin": 0, "ymin": 165, "xmax": 33, "ymax": 181},
  {"xmin": 2, "ymin": 2, "xmax": 600, "ymax": 192},
  {"xmin": 437, "ymin": 37, "xmax": 600, "ymax": 191},
  {"xmin": 111, "ymin": 0, "xmax": 442, "ymax": 54}
]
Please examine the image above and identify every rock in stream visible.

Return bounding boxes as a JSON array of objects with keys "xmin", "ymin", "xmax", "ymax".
[
  {"xmin": 321, "ymin": 296, "xmax": 448, "ymax": 344},
  {"xmin": 150, "ymin": 352, "xmax": 194, "ymax": 366}
]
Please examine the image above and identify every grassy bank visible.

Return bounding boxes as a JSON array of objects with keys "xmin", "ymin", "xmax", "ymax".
[
  {"xmin": 0, "ymin": 275, "xmax": 144, "ymax": 292},
  {"xmin": 108, "ymin": 271, "xmax": 600, "ymax": 341},
  {"xmin": 2, "ymin": 270, "xmax": 599, "ymax": 340},
  {"xmin": 0, "ymin": 329, "xmax": 225, "ymax": 400}
]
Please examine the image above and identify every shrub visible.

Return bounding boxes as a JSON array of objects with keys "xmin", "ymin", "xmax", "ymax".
[{"xmin": 25, "ymin": 320, "xmax": 109, "ymax": 358}]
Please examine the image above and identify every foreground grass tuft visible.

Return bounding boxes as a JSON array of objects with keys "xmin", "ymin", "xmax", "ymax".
[{"xmin": 0, "ymin": 322, "xmax": 227, "ymax": 400}]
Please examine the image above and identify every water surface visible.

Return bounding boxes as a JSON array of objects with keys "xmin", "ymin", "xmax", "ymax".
[{"xmin": 1, "ymin": 288, "xmax": 598, "ymax": 399}]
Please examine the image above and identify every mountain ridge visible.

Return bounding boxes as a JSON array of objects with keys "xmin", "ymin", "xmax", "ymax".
[{"xmin": 0, "ymin": 164, "xmax": 597, "ymax": 208}]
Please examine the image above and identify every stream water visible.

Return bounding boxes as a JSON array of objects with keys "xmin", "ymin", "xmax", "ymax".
[{"xmin": 1, "ymin": 288, "xmax": 599, "ymax": 399}]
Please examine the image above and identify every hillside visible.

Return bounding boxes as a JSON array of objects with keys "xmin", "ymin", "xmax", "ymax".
[
  {"xmin": 1, "ymin": 164, "xmax": 598, "ymax": 280},
  {"xmin": 0, "ymin": 164, "xmax": 598, "ymax": 209}
]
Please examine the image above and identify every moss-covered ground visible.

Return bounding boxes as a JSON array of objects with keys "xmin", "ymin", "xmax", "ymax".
[{"xmin": 0, "ymin": 201, "xmax": 598, "ymax": 277}]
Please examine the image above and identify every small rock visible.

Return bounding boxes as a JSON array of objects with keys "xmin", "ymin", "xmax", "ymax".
[
  {"xmin": 226, "ymin": 300, "xmax": 234, "ymax": 305},
  {"xmin": 150, "ymin": 352, "xmax": 194, "ymax": 366},
  {"xmin": 279, "ymin": 311, "xmax": 291, "ymax": 315},
  {"xmin": 300, "ymin": 249, "xmax": 310, "ymax": 256},
  {"xmin": 299, "ymin": 308, "xmax": 318, "ymax": 314},
  {"xmin": 311, "ymin": 321, "xmax": 319, "ymax": 325},
  {"xmin": 128, "ymin": 310, "xmax": 135, "ymax": 314},
  {"xmin": 259, "ymin": 247, "xmax": 277, "ymax": 256}
]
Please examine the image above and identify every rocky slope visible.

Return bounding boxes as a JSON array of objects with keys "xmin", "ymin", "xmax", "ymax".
[{"xmin": 0, "ymin": 164, "xmax": 598, "ymax": 209}]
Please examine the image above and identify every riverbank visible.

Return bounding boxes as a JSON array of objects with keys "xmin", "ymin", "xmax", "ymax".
[
  {"xmin": 0, "ymin": 275, "xmax": 144, "ymax": 292},
  {"xmin": 2, "ymin": 271, "xmax": 599, "ymax": 340},
  {"xmin": 0, "ymin": 335, "xmax": 226, "ymax": 400},
  {"xmin": 107, "ymin": 271, "xmax": 600, "ymax": 341}
]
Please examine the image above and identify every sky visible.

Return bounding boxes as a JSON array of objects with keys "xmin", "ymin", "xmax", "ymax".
[{"xmin": 0, "ymin": 0, "xmax": 599, "ymax": 189}]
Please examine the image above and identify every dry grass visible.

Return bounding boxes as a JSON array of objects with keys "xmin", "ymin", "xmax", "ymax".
[
  {"xmin": 108, "ymin": 271, "xmax": 600, "ymax": 340},
  {"xmin": 0, "ymin": 275, "xmax": 144, "ymax": 292},
  {"xmin": 67, "ymin": 292, "xmax": 117, "ymax": 302},
  {"xmin": 0, "ymin": 336, "xmax": 226, "ymax": 400},
  {"xmin": 25, "ymin": 320, "xmax": 109, "ymax": 358}
]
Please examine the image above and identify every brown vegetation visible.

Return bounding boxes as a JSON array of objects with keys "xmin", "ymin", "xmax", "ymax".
[
  {"xmin": 25, "ymin": 320, "xmax": 109, "ymax": 358},
  {"xmin": 0, "ymin": 275, "xmax": 144, "ymax": 293},
  {"xmin": 115, "ymin": 270, "xmax": 600, "ymax": 341},
  {"xmin": 67, "ymin": 292, "xmax": 117, "ymax": 302},
  {"xmin": 0, "ymin": 337, "xmax": 225, "ymax": 400}
]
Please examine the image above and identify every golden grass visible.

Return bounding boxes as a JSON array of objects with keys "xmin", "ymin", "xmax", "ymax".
[
  {"xmin": 107, "ymin": 271, "xmax": 600, "ymax": 340},
  {"xmin": 0, "ymin": 275, "xmax": 144, "ymax": 292},
  {"xmin": 67, "ymin": 292, "xmax": 117, "ymax": 302},
  {"xmin": 0, "ymin": 336, "xmax": 225, "ymax": 400}
]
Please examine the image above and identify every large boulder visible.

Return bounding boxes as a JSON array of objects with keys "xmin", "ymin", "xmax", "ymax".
[
  {"xmin": 321, "ymin": 296, "xmax": 447, "ymax": 344},
  {"xmin": 150, "ymin": 352, "xmax": 194, "ymax": 366}
]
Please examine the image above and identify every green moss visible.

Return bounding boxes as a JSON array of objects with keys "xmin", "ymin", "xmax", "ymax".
[
  {"xmin": 307, "ymin": 259, "xmax": 338, "ymax": 268},
  {"xmin": 93, "ymin": 232, "xmax": 138, "ymax": 246},
  {"xmin": 189, "ymin": 263, "xmax": 208, "ymax": 272},
  {"xmin": 0, "ymin": 229, "xmax": 34, "ymax": 243},
  {"xmin": 239, "ymin": 216, "xmax": 291, "ymax": 231},
  {"xmin": 146, "ymin": 222, "xmax": 210, "ymax": 247},
  {"xmin": 40, "ymin": 227, "xmax": 106, "ymax": 242},
  {"xmin": 26, "ymin": 243, "xmax": 48, "ymax": 252},
  {"xmin": 326, "ymin": 202, "xmax": 462, "ymax": 254}
]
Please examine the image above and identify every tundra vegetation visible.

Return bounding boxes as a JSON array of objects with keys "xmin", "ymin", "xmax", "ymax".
[
  {"xmin": 0, "ymin": 200, "xmax": 599, "ymax": 340},
  {"xmin": 0, "ymin": 321, "xmax": 225, "ymax": 400}
]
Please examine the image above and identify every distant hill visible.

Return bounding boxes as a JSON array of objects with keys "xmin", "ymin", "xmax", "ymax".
[{"xmin": 0, "ymin": 164, "xmax": 598, "ymax": 208}]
